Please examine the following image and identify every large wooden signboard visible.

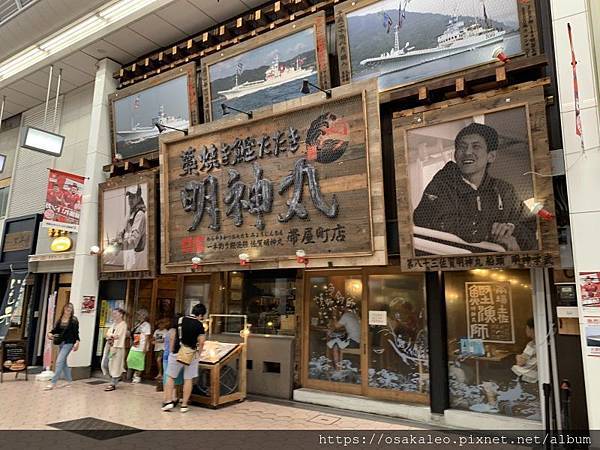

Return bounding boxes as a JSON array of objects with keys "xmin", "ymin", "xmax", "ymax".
[{"xmin": 160, "ymin": 79, "xmax": 385, "ymax": 273}]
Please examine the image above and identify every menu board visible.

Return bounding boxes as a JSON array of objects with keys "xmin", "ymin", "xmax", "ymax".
[
  {"xmin": 198, "ymin": 341, "xmax": 238, "ymax": 365},
  {"xmin": 1, "ymin": 340, "xmax": 27, "ymax": 376},
  {"xmin": 0, "ymin": 271, "xmax": 28, "ymax": 342},
  {"xmin": 465, "ymin": 282, "xmax": 515, "ymax": 344}
]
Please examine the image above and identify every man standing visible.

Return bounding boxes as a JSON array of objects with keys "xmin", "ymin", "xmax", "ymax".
[
  {"xmin": 413, "ymin": 123, "xmax": 537, "ymax": 251},
  {"xmin": 162, "ymin": 303, "xmax": 206, "ymax": 413}
]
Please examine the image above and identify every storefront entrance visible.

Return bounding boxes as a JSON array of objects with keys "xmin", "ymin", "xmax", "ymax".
[{"xmin": 302, "ymin": 268, "xmax": 429, "ymax": 404}]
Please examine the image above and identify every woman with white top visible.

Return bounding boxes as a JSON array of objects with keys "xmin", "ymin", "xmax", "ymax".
[{"xmin": 102, "ymin": 308, "xmax": 128, "ymax": 391}]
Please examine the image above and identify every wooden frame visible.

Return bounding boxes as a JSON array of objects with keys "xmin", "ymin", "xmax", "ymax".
[
  {"xmin": 392, "ymin": 80, "xmax": 558, "ymax": 272},
  {"xmin": 108, "ymin": 62, "xmax": 199, "ymax": 160},
  {"xmin": 334, "ymin": 0, "xmax": 541, "ymax": 92},
  {"xmin": 98, "ymin": 170, "xmax": 158, "ymax": 279},
  {"xmin": 300, "ymin": 267, "xmax": 429, "ymax": 404},
  {"xmin": 160, "ymin": 78, "xmax": 386, "ymax": 274},
  {"xmin": 191, "ymin": 343, "xmax": 247, "ymax": 408},
  {"xmin": 201, "ymin": 11, "xmax": 330, "ymax": 122}
]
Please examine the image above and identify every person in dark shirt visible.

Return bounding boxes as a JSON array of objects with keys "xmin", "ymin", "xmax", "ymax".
[
  {"xmin": 45, "ymin": 302, "xmax": 80, "ymax": 390},
  {"xmin": 162, "ymin": 303, "xmax": 206, "ymax": 413},
  {"xmin": 413, "ymin": 123, "xmax": 537, "ymax": 252}
]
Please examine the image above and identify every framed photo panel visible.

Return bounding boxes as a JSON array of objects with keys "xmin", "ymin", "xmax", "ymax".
[
  {"xmin": 201, "ymin": 12, "xmax": 330, "ymax": 122},
  {"xmin": 109, "ymin": 63, "xmax": 199, "ymax": 160},
  {"xmin": 335, "ymin": 0, "xmax": 540, "ymax": 92},
  {"xmin": 392, "ymin": 82, "xmax": 558, "ymax": 271},
  {"xmin": 99, "ymin": 170, "xmax": 157, "ymax": 279}
]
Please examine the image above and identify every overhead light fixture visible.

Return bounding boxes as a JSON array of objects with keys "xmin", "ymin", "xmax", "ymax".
[
  {"xmin": 0, "ymin": 154, "xmax": 5, "ymax": 173},
  {"xmin": 155, "ymin": 122, "xmax": 188, "ymax": 136},
  {"xmin": 0, "ymin": 0, "xmax": 158, "ymax": 82},
  {"xmin": 239, "ymin": 253, "xmax": 250, "ymax": 266},
  {"xmin": 89, "ymin": 245, "xmax": 100, "ymax": 255},
  {"xmin": 21, "ymin": 126, "xmax": 65, "ymax": 157},
  {"xmin": 221, "ymin": 103, "xmax": 253, "ymax": 119},
  {"xmin": 301, "ymin": 80, "xmax": 331, "ymax": 98}
]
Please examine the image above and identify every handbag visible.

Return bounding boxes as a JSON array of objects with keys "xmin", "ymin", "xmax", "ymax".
[
  {"xmin": 126, "ymin": 349, "xmax": 146, "ymax": 371},
  {"xmin": 176, "ymin": 317, "xmax": 196, "ymax": 366},
  {"xmin": 52, "ymin": 321, "xmax": 67, "ymax": 345}
]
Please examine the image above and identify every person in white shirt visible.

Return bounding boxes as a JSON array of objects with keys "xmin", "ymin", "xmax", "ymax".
[
  {"xmin": 327, "ymin": 305, "xmax": 361, "ymax": 370},
  {"xmin": 152, "ymin": 318, "xmax": 169, "ymax": 380},
  {"xmin": 512, "ymin": 318, "xmax": 537, "ymax": 383},
  {"xmin": 129, "ymin": 309, "xmax": 151, "ymax": 383}
]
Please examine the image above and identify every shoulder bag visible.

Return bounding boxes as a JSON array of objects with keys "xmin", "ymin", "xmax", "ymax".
[{"xmin": 176, "ymin": 316, "xmax": 197, "ymax": 366}]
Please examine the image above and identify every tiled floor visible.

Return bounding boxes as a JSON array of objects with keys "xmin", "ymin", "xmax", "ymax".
[{"xmin": 0, "ymin": 379, "xmax": 424, "ymax": 431}]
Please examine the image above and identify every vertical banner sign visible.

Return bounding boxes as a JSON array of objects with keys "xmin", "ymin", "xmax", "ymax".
[
  {"xmin": 584, "ymin": 317, "xmax": 600, "ymax": 357},
  {"xmin": 0, "ymin": 270, "xmax": 28, "ymax": 342},
  {"xmin": 43, "ymin": 292, "xmax": 56, "ymax": 370},
  {"xmin": 465, "ymin": 282, "xmax": 515, "ymax": 343},
  {"xmin": 41, "ymin": 169, "xmax": 85, "ymax": 232}
]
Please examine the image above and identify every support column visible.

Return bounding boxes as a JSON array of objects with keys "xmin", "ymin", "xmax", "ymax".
[
  {"xmin": 69, "ymin": 58, "xmax": 119, "ymax": 370},
  {"xmin": 551, "ymin": 0, "xmax": 600, "ymax": 432}
]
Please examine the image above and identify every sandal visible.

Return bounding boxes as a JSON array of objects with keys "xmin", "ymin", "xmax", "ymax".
[
  {"xmin": 180, "ymin": 404, "xmax": 189, "ymax": 413},
  {"xmin": 104, "ymin": 385, "xmax": 116, "ymax": 391}
]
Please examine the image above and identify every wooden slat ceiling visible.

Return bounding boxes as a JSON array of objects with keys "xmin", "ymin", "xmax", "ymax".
[{"xmin": 0, "ymin": 0, "xmax": 264, "ymax": 118}]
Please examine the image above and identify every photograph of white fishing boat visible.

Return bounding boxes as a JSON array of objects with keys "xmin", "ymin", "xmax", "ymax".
[
  {"xmin": 111, "ymin": 70, "xmax": 195, "ymax": 158},
  {"xmin": 207, "ymin": 27, "xmax": 320, "ymax": 120},
  {"xmin": 340, "ymin": 0, "xmax": 522, "ymax": 91}
]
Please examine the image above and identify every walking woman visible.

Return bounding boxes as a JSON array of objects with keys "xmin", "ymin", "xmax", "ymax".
[
  {"xmin": 45, "ymin": 302, "xmax": 80, "ymax": 390},
  {"xmin": 101, "ymin": 308, "xmax": 128, "ymax": 391}
]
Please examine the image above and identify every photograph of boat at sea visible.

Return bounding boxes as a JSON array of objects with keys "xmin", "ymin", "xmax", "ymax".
[
  {"xmin": 112, "ymin": 74, "xmax": 191, "ymax": 158},
  {"xmin": 343, "ymin": 0, "xmax": 522, "ymax": 91},
  {"xmin": 208, "ymin": 27, "xmax": 319, "ymax": 120}
]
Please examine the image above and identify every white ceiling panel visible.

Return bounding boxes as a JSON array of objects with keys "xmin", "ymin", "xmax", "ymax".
[
  {"xmin": 9, "ymin": 79, "xmax": 49, "ymax": 100},
  {"xmin": 156, "ymin": 0, "xmax": 216, "ymax": 36},
  {"xmin": 60, "ymin": 51, "xmax": 99, "ymax": 77},
  {"xmin": 53, "ymin": 62, "xmax": 95, "ymax": 87},
  {"xmin": 103, "ymin": 28, "xmax": 160, "ymax": 59},
  {"xmin": 127, "ymin": 13, "xmax": 187, "ymax": 48},
  {"xmin": 3, "ymin": 86, "xmax": 40, "ymax": 109},
  {"xmin": 187, "ymin": 0, "xmax": 250, "ymax": 23},
  {"xmin": 22, "ymin": 68, "xmax": 76, "ymax": 93},
  {"xmin": 0, "ymin": 0, "xmax": 106, "ymax": 61},
  {"xmin": 81, "ymin": 39, "xmax": 136, "ymax": 65}
]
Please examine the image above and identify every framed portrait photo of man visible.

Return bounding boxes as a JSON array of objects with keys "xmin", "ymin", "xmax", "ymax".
[
  {"xmin": 334, "ymin": 0, "xmax": 540, "ymax": 92},
  {"xmin": 109, "ymin": 63, "xmax": 199, "ymax": 160},
  {"xmin": 201, "ymin": 12, "xmax": 330, "ymax": 122},
  {"xmin": 99, "ymin": 170, "xmax": 157, "ymax": 279},
  {"xmin": 393, "ymin": 82, "xmax": 558, "ymax": 271}
]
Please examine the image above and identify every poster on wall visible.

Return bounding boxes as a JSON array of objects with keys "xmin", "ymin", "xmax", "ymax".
[
  {"xmin": 579, "ymin": 272, "xmax": 600, "ymax": 316},
  {"xmin": 465, "ymin": 281, "xmax": 515, "ymax": 343},
  {"xmin": 109, "ymin": 63, "xmax": 198, "ymax": 159},
  {"xmin": 335, "ymin": 0, "xmax": 539, "ymax": 91},
  {"xmin": 393, "ymin": 84, "xmax": 558, "ymax": 271},
  {"xmin": 160, "ymin": 80, "xmax": 386, "ymax": 271},
  {"xmin": 41, "ymin": 169, "xmax": 85, "ymax": 232},
  {"xmin": 81, "ymin": 296, "xmax": 96, "ymax": 314},
  {"xmin": 99, "ymin": 171, "xmax": 157, "ymax": 278},
  {"xmin": 584, "ymin": 317, "xmax": 600, "ymax": 357},
  {"xmin": 202, "ymin": 12, "xmax": 329, "ymax": 121}
]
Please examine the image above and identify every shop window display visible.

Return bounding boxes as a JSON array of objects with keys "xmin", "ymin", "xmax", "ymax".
[
  {"xmin": 445, "ymin": 269, "xmax": 540, "ymax": 420},
  {"xmin": 308, "ymin": 275, "xmax": 363, "ymax": 385},
  {"xmin": 367, "ymin": 274, "xmax": 429, "ymax": 394},
  {"xmin": 225, "ymin": 270, "xmax": 296, "ymax": 335}
]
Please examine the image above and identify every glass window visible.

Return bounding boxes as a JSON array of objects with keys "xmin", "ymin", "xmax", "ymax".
[
  {"xmin": 183, "ymin": 277, "xmax": 210, "ymax": 317},
  {"xmin": 367, "ymin": 274, "xmax": 429, "ymax": 394},
  {"xmin": 307, "ymin": 274, "xmax": 362, "ymax": 385},
  {"xmin": 0, "ymin": 186, "xmax": 9, "ymax": 218},
  {"xmin": 224, "ymin": 270, "xmax": 296, "ymax": 335},
  {"xmin": 446, "ymin": 269, "xmax": 540, "ymax": 420}
]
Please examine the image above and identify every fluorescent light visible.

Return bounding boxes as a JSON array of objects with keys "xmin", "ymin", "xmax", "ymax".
[
  {"xmin": 0, "ymin": 154, "xmax": 6, "ymax": 173},
  {"xmin": 21, "ymin": 126, "xmax": 65, "ymax": 157},
  {"xmin": 0, "ymin": 0, "xmax": 162, "ymax": 81}
]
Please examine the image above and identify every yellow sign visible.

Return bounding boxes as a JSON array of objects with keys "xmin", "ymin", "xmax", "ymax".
[{"xmin": 50, "ymin": 236, "xmax": 72, "ymax": 252}]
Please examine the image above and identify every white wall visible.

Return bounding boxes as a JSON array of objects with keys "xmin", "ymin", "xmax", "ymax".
[{"xmin": 551, "ymin": 0, "xmax": 600, "ymax": 430}]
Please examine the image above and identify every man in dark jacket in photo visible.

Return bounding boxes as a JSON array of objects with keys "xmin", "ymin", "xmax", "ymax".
[{"xmin": 413, "ymin": 123, "xmax": 537, "ymax": 252}]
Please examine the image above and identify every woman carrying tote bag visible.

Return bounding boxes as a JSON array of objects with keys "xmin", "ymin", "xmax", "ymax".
[{"xmin": 101, "ymin": 308, "xmax": 128, "ymax": 391}]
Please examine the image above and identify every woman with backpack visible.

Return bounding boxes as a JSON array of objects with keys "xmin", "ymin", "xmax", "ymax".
[{"xmin": 45, "ymin": 302, "xmax": 80, "ymax": 390}]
